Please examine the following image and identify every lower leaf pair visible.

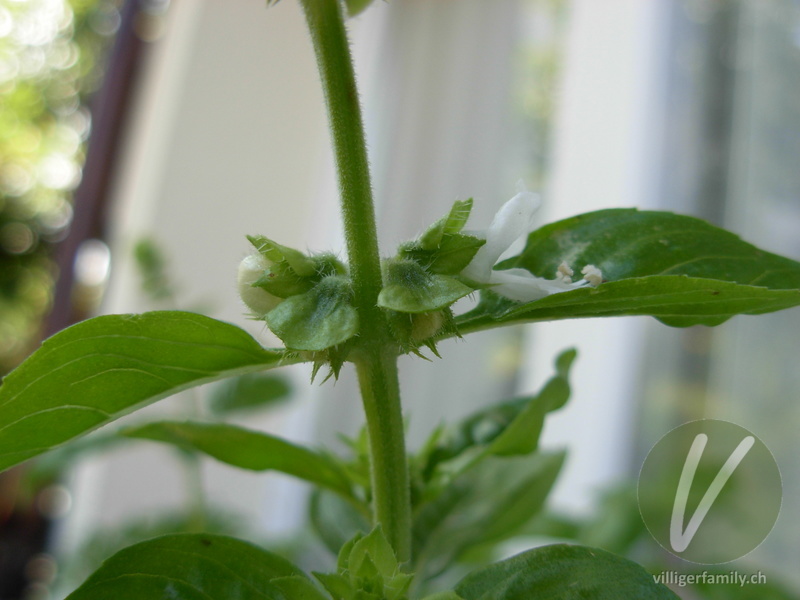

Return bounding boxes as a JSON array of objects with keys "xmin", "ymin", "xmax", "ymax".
[{"xmin": 65, "ymin": 534, "xmax": 677, "ymax": 599}]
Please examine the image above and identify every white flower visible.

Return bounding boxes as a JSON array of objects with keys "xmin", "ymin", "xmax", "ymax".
[
  {"xmin": 238, "ymin": 253, "xmax": 282, "ymax": 315},
  {"xmin": 461, "ymin": 181, "xmax": 602, "ymax": 302}
]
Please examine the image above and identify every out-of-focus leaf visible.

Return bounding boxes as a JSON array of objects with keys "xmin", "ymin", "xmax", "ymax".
[
  {"xmin": 133, "ymin": 238, "xmax": 175, "ymax": 301},
  {"xmin": 57, "ymin": 511, "xmax": 245, "ymax": 591},
  {"xmin": 410, "ymin": 350, "xmax": 573, "ymax": 576},
  {"xmin": 123, "ymin": 421, "xmax": 354, "ymax": 499},
  {"xmin": 0, "ymin": 311, "xmax": 296, "ymax": 473},
  {"xmin": 484, "ymin": 349, "xmax": 573, "ymax": 457},
  {"xmin": 209, "ymin": 372, "xmax": 292, "ymax": 415},
  {"xmin": 309, "ymin": 488, "xmax": 371, "ymax": 556},
  {"xmin": 421, "ymin": 349, "xmax": 575, "ymax": 481},
  {"xmin": 414, "ymin": 453, "xmax": 565, "ymax": 579},
  {"xmin": 576, "ymin": 485, "xmax": 646, "ymax": 555},
  {"xmin": 454, "ymin": 544, "xmax": 679, "ymax": 600},
  {"xmin": 468, "ymin": 452, "xmax": 565, "ymax": 546},
  {"xmin": 690, "ymin": 571, "xmax": 797, "ymax": 599},
  {"xmin": 65, "ymin": 534, "xmax": 314, "ymax": 599},
  {"xmin": 271, "ymin": 576, "xmax": 332, "ymax": 600},
  {"xmin": 348, "ymin": 528, "xmax": 395, "ymax": 576},
  {"xmin": 22, "ymin": 432, "xmax": 127, "ymax": 490},
  {"xmin": 345, "ymin": 0, "xmax": 377, "ymax": 18}
]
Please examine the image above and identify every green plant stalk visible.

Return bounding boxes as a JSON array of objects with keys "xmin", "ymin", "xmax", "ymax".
[
  {"xmin": 299, "ymin": 0, "xmax": 411, "ymax": 561},
  {"xmin": 299, "ymin": 0, "xmax": 382, "ymax": 309},
  {"xmin": 354, "ymin": 349, "xmax": 410, "ymax": 562},
  {"xmin": 181, "ymin": 451, "xmax": 208, "ymax": 532}
]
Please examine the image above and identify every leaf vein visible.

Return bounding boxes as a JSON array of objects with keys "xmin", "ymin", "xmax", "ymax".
[
  {"xmin": 81, "ymin": 572, "xmax": 214, "ymax": 600},
  {"xmin": 0, "ymin": 405, "xmax": 110, "ymax": 436},
  {"xmin": 68, "ymin": 367, "xmax": 174, "ymax": 388},
  {"xmin": 155, "ymin": 546, "xmax": 280, "ymax": 598},
  {"xmin": 656, "ymin": 254, "xmax": 759, "ymax": 275}
]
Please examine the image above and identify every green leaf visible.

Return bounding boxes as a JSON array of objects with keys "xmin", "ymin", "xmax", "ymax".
[
  {"xmin": 22, "ymin": 431, "xmax": 128, "ymax": 489},
  {"xmin": 404, "ymin": 199, "xmax": 484, "ymax": 276},
  {"xmin": 314, "ymin": 572, "xmax": 352, "ymax": 600},
  {"xmin": 209, "ymin": 372, "xmax": 292, "ymax": 415},
  {"xmin": 413, "ymin": 453, "xmax": 565, "ymax": 578},
  {"xmin": 0, "ymin": 311, "xmax": 295, "ymax": 474},
  {"xmin": 421, "ymin": 349, "xmax": 575, "ymax": 480},
  {"xmin": 66, "ymin": 533, "xmax": 309, "ymax": 599},
  {"xmin": 344, "ymin": 0, "xmax": 375, "ymax": 17},
  {"xmin": 122, "ymin": 421, "xmax": 354, "ymax": 499},
  {"xmin": 267, "ymin": 276, "xmax": 359, "ymax": 350},
  {"xmin": 470, "ymin": 452, "xmax": 565, "ymax": 545},
  {"xmin": 485, "ymin": 349, "xmax": 574, "ymax": 457},
  {"xmin": 419, "ymin": 199, "xmax": 474, "ymax": 250},
  {"xmin": 271, "ymin": 576, "xmax": 332, "ymax": 600},
  {"xmin": 427, "ymin": 234, "xmax": 486, "ymax": 275},
  {"xmin": 378, "ymin": 259, "xmax": 473, "ymax": 313},
  {"xmin": 309, "ymin": 489, "xmax": 371, "ymax": 556},
  {"xmin": 252, "ymin": 253, "xmax": 346, "ymax": 299},
  {"xmin": 458, "ymin": 277, "xmax": 800, "ymax": 331},
  {"xmin": 420, "ymin": 593, "xmax": 465, "ymax": 600},
  {"xmin": 404, "ymin": 234, "xmax": 486, "ymax": 277},
  {"xmin": 133, "ymin": 237, "xmax": 174, "ymax": 301},
  {"xmin": 253, "ymin": 260, "xmax": 316, "ymax": 298},
  {"xmin": 457, "ymin": 209, "xmax": 800, "ymax": 332},
  {"xmin": 329, "ymin": 528, "xmax": 412, "ymax": 600},
  {"xmin": 348, "ymin": 527, "xmax": 399, "ymax": 580},
  {"xmin": 412, "ymin": 478, "xmax": 469, "ymax": 559},
  {"xmin": 454, "ymin": 544, "xmax": 679, "ymax": 600},
  {"xmin": 336, "ymin": 533, "xmax": 363, "ymax": 572},
  {"xmin": 443, "ymin": 198, "xmax": 474, "ymax": 235},
  {"xmin": 413, "ymin": 405, "xmax": 569, "ymax": 572},
  {"xmin": 576, "ymin": 484, "xmax": 646, "ymax": 555},
  {"xmin": 247, "ymin": 234, "xmax": 316, "ymax": 277},
  {"xmin": 513, "ymin": 209, "xmax": 800, "ymax": 285}
]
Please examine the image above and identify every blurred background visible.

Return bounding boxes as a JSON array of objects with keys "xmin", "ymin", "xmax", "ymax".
[{"xmin": 1, "ymin": 0, "xmax": 799, "ymax": 598}]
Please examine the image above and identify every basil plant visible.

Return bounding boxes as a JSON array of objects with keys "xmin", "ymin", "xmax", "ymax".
[{"xmin": 2, "ymin": 1, "xmax": 799, "ymax": 598}]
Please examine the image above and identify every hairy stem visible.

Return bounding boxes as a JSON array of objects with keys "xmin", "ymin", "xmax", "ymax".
[
  {"xmin": 299, "ymin": 0, "xmax": 382, "ymax": 317},
  {"xmin": 355, "ymin": 350, "xmax": 411, "ymax": 562},
  {"xmin": 299, "ymin": 0, "xmax": 411, "ymax": 561}
]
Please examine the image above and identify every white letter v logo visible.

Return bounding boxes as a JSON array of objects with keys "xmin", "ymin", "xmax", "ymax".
[{"xmin": 670, "ymin": 433, "xmax": 755, "ymax": 552}]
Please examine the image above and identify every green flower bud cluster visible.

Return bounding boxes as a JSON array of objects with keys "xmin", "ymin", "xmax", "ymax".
[
  {"xmin": 239, "ymin": 235, "xmax": 355, "ymax": 375},
  {"xmin": 315, "ymin": 527, "xmax": 412, "ymax": 600},
  {"xmin": 379, "ymin": 198, "xmax": 485, "ymax": 352},
  {"xmin": 239, "ymin": 200, "xmax": 483, "ymax": 368}
]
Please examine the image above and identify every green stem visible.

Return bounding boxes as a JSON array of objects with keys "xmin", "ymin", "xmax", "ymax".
[
  {"xmin": 299, "ymin": 0, "xmax": 411, "ymax": 561},
  {"xmin": 355, "ymin": 350, "xmax": 411, "ymax": 562},
  {"xmin": 299, "ymin": 0, "xmax": 382, "ymax": 317},
  {"xmin": 182, "ymin": 451, "xmax": 207, "ymax": 532}
]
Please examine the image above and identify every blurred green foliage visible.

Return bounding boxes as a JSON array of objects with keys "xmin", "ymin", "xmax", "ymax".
[{"xmin": 0, "ymin": 0, "xmax": 117, "ymax": 374}]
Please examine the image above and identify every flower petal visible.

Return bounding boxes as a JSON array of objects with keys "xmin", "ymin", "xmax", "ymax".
[
  {"xmin": 461, "ymin": 184, "xmax": 541, "ymax": 282},
  {"xmin": 490, "ymin": 268, "xmax": 581, "ymax": 302}
]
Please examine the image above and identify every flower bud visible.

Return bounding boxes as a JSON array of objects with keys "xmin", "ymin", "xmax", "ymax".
[
  {"xmin": 411, "ymin": 311, "xmax": 445, "ymax": 341},
  {"xmin": 238, "ymin": 253, "xmax": 282, "ymax": 316}
]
